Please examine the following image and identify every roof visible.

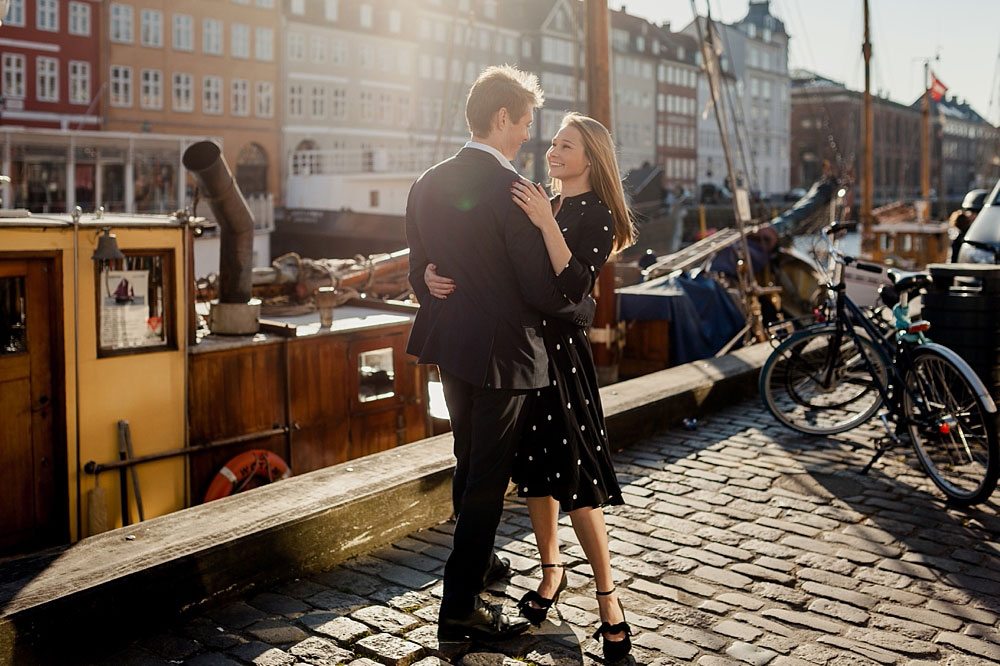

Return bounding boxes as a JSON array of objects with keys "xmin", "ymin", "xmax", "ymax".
[{"xmin": 739, "ymin": 1, "xmax": 787, "ymax": 36}]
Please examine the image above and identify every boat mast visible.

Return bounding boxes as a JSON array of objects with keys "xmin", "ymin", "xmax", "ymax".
[
  {"xmin": 584, "ymin": 0, "xmax": 620, "ymax": 383},
  {"xmin": 921, "ymin": 61, "xmax": 931, "ymax": 219},
  {"xmin": 861, "ymin": 0, "xmax": 874, "ymax": 252},
  {"xmin": 690, "ymin": 1, "xmax": 766, "ymax": 342}
]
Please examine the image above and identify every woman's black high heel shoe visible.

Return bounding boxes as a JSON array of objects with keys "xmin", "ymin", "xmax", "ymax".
[
  {"xmin": 594, "ymin": 588, "xmax": 632, "ymax": 664},
  {"xmin": 517, "ymin": 563, "xmax": 567, "ymax": 625}
]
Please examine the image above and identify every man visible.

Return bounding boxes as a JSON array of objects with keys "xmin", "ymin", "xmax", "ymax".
[{"xmin": 405, "ymin": 66, "xmax": 594, "ymax": 641}]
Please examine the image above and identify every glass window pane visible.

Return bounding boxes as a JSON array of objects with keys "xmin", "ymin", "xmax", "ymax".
[
  {"xmin": 0, "ymin": 276, "xmax": 27, "ymax": 355},
  {"xmin": 359, "ymin": 348, "xmax": 394, "ymax": 403}
]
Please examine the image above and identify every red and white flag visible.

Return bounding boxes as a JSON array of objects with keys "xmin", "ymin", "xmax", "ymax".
[{"xmin": 929, "ymin": 71, "xmax": 947, "ymax": 102}]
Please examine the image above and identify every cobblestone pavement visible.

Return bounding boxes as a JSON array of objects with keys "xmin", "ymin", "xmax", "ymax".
[{"xmin": 116, "ymin": 398, "xmax": 1000, "ymax": 666}]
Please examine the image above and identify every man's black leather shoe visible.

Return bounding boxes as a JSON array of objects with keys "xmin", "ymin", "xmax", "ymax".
[
  {"xmin": 438, "ymin": 602, "xmax": 531, "ymax": 641},
  {"xmin": 483, "ymin": 553, "xmax": 511, "ymax": 586}
]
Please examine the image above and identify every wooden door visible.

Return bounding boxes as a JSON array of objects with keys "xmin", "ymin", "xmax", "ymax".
[{"xmin": 0, "ymin": 258, "xmax": 61, "ymax": 552}]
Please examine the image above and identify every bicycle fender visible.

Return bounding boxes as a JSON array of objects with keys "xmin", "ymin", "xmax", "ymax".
[{"xmin": 918, "ymin": 343, "xmax": 998, "ymax": 413}]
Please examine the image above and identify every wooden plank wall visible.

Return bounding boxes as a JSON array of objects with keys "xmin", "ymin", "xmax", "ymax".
[{"xmin": 188, "ymin": 324, "xmax": 429, "ymax": 504}]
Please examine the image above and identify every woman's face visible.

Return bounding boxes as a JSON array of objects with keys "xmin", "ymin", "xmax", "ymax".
[{"xmin": 546, "ymin": 124, "xmax": 588, "ymax": 181}]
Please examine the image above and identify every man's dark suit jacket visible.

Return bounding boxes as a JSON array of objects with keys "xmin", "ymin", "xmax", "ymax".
[{"xmin": 405, "ymin": 147, "xmax": 594, "ymax": 390}]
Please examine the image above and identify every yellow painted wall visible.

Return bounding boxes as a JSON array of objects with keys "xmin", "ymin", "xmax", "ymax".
[{"xmin": 2, "ymin": 223, "xmax": 187, "ymax": 542}]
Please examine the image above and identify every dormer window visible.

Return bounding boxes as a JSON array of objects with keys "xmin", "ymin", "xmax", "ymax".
[
  {"xmin": 636, "ymin": 35, "xmax": 645, "ymax": 51},
  {"xmin": 747, "ymin": 23, "xmax": 757, "ymax": 38},
  {"xmin": 763, "ymin": 28, "xmax": 771, "ymax": 42}
]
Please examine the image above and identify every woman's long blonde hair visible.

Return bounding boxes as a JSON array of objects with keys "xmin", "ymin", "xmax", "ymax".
[{"xmin": 549, "ymin": 112, "xmax": 637, "ymax": 255}]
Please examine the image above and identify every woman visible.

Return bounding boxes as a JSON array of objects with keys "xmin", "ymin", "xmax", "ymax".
[{"xmin": 425, "ymin": 112, "xmax": 637, "ymax": 662}]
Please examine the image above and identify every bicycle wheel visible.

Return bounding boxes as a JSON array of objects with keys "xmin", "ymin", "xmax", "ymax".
[
  {"xmin": 903, "ymin": 346, "xmax": 1000, "ymax": 505},
  {"xmin": 761, "ymin": 326, "xmax": 889, "ymax": 435}
]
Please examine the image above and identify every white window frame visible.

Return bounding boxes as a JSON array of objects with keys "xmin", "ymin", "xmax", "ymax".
[
  {"xmin": 331, "ymin": 87, "xmax": 346, "ymax": 120},
  {"xmin": 2, "ymin": 53, "xmax": 25, "ymax": 99},
  {"xmin": 287, "ymin": 32, "xmax": 304, "ymax": 61},
  {"xmin": 231, "ymin": 78, "xmax": 249, "ymax": 116},
  {"xmin": 388, "ymin": 9, "xmax": 400, "ymax": 33},
  {"xmin": 141, "ymin": 9, "xmax": 163, "ymax": 48},
  {"xmin": 109, "ymin": 65, "xmax": 133, "ymax": 107},
  {"xmin": 69, "ymin": 60, "xmax": 90, "ymax": 104},
  {"xmin": 359, "ymin": 3, "xmax": 373, "ymax": 28},
  {"xmin": 310, "ymin": 35, "xmax": 326, "ymax": 63},
  {"xmin": 172, "ymin": 72, "xmax": 194, "ymax": 112},
  {"xmin": 139, "ymin": 68, "xmax": 162, "ymax": 109},
  {"xmin": 291, "ymin": 0, "xmax": 304, "ymax": 14},
  {"xmin": 255, "ymin": 27, "xmax": 274, "ymax": 61},
  {"xmin": 231, "ymin": 23, "xmax": 250, "ymax": 58},
  {"xmin": 310, "ymin": 85, "xmax": 326, "ymax": 119},
  {"xmin": 4, "ymin": 0, "xmax": 25, "ymax": 27},
  {"xmin": 288, "ymin": 83, "xmax": 304, "ymax": 117},
  {"xmin": 68, "ymin": 2, "xmax": 90, "ymax": 36},
  {"xmin": 173, "ymin": 14, "xmax": 194, "ymax": 52},
  {"xmin": 37, "ymin": 0, "xmax": 58, "ymax": 31},
  {"xmin": 324, "ymin": 0, "xmax": 337, "ymax": 21},
  {"xmin": 203, "ymin": 75, "xmax": 222, "ymax": 115},
  {"xmin": 202, "ymin": 18, "xmax": 222, "ymax": 55},
  {"xmin": 110, "ymin": 3, "xmax": 133, "ymax": 43},
  {"xmin": 255, "ymin": 81, "xmax": 273, "ymax": 118},
  {"xmin": 35, "ymin": 56, "xmax": 58, "ymax": 102}
]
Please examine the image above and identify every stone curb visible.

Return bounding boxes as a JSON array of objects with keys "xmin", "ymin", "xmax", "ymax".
[{"xmin": 0, "ymin": 343, "xmax": 772, "ymax": 663}]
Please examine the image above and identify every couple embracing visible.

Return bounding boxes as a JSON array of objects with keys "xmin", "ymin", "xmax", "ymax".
[{"xmin": 405, "ymin": 65, "xmax": 635, "ymax": 663}]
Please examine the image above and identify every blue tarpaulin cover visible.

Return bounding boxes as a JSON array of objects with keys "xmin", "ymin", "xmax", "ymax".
[{"xmin": 617, "ymin": 273, "xmax": 746, "ymax": 364}]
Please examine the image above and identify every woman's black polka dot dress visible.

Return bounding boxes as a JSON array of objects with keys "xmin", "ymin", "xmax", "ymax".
[{"xmin": 513, "ymin": 190, "xmax": 624, "ymax": 512}]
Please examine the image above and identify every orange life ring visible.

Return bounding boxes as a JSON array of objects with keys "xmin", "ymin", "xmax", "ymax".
[{"xmin": 203, "ymin": 449, "xmax": 291, "ymax": 503}]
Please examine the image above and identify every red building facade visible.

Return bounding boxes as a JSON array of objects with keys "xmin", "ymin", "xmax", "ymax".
[
  {"xmin": 0, "ymin": 0, "xmax": 102, "ymax": 129},
  {"xmin": 654, "ymin": 29, "xmax": 698, "ymax": 194}
]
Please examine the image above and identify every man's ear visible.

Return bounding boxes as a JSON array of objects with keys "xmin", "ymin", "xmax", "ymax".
[{"xmin": 495, "ymin": 107, "xmax": 508, "ymax": 131}]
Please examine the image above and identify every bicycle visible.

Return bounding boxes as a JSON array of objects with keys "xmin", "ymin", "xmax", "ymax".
[{"xmin": 759, "ymin": 221, "xmax": 1000, "ymax": 505}]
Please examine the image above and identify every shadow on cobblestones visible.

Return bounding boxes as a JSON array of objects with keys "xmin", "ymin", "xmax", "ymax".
[{"xmin": 106, "ymin": 399, "xmax": 1000, "ymax": 666}]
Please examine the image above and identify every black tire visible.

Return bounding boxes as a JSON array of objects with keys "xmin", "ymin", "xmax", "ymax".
[
  {"xmin": 903, "ymin": 347, "xmax": 1000, "ymax": 505},
  {"xmin": 760, "ymin": 326, "xmax": 889, "ymax": 435}
]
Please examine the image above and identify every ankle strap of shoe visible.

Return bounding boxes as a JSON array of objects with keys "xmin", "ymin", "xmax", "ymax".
[
  {"xmin": 596, "ymin": 587, "xmax": 616, "ymax": 596},
  {"xmin": 540, "ymin": 563, "xmax": 565, "ymax": 568}
]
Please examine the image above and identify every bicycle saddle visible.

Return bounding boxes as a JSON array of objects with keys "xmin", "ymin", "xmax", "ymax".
[{"xmin": 887, "ymin": 269, "xmax": 932, "ymax": 293}]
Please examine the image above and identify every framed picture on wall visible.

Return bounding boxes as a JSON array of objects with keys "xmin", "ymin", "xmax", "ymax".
[{"xmin": 95, "ymin": 250, "xmax": 175, "ymax": 357}]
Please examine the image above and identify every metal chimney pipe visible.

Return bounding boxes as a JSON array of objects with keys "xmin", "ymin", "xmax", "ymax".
[{"xmin": 182, "ymin": 141, "xmax": 254, "ymax": 304}]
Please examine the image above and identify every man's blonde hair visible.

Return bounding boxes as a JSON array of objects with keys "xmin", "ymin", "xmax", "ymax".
[{"xmin": 465, "ymin": 65, "xmax": 544, "ymax": 138}]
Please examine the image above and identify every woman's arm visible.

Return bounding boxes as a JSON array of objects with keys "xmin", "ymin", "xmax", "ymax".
[{"xmin": 511, "ymin": 179, "xmax": 572, "ymax": 275}]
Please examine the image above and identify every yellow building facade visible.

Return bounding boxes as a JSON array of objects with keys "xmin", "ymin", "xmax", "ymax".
[{"xmin": 102, "ymin": 0, "xmax": 280, "ymax": 205}]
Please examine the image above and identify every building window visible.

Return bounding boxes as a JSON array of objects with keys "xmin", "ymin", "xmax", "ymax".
[
  {"xmin": 388, "ymin": 9, "xmax": 400, "ymax": 33},
  {"xmin": 141, "ymin": 9, "xmax": 163, "ymax": 47},
  {"xmin": 69, "ymin": 60, "xmax": 89, "ymax": 104},
  {"xmin": 288, "ymin": 84, "xmax": 303, "ymax": 117},
  {"xmin": 2, "ymin": 54, "xmax": 25, "ymax": 99},
  {"xmin": 37, "ymin": 0, "xmax": 58, "ymax": 31},
  {"xmin": 255, "ymin": 81, "xmax": 273, "ymax": 117},
  {"xmin": 359, "ymin": 3, "xmax": 373, "ymax": 28},
  {"xmin": 310, "ymin": 35, "xmax": 326, "ymax": 62},
  {"xmin": 140, "ymin": 68, "xmax": 162, "ymax": 109},
  {"xmin": 359, "ymin": 90, "xmax": 373, "ymax": 121},
  {"xmin": 231, "ymin": 78, "xmax": 249, "ymax": 116},
  {"xmin": 311, "ymin": 85, "xmax": 326, "ymax": 118},
  {"xmin": 376, "ymin": 93, "xmax": 392, "ymax": 124},
  {"xmin": 110, "ymin": 3, "xmax": 133, "ymax": 42},
  {"xmin": 324, "ymin": 0, "xmax": 337, "ymax": 21},
  {"xmin": 68, "ymin": 2, "xmax": 90, "ymax": 35},
  {"xmin": 358, "ymin": 43, "xmax": 373, "ymax": 69},
  {"xmin": 290, "ymin": 0, "xmax": 304, "ymax": 14},
  {"xmin": 484, "ymin": 0, "xmax": 497, "ymax": 19},
  {"xmin": 398, "ymin": 95, "xmax": 409, "ymax": 126},
  {"xmin": 172, "ymin": 72, "xmax": 193, "ymax": 112},
  {"xmin": 331, "ymin": 87, "xmax": 346, "ymax": 119},
  {"xmin": 255, "ymin": 27, "xmax": 274, "ymax": 61},
  {"xmin": 4, "ymin": 0, "xmax": 25, "ymax": 27},
  {"xmin": 231, "ymin": 23, "xmax": 250, "ymax": 58},
  {"xmin": 202, "ymin": 18, "xmax": 222, "ymax": 54},
  {"xmin": 173, "ymin": 14, "xmax": 194, "ymax": 51},
  {"xmin": 203, "ymin": 75, "xmax": 222, "ymax": 114},
  {"xmin": 331, "ymin": 39, "xmax": 347, "ymax": 65},
  {"xmin": 35, "ymin": 56, "xmax": 58, "ymax": 102},
  {"xmin": 255, "ymin": 0, "xmax": 274, "ymax": 7},
  {"xmin": 287, "ymin": 32, "xmax": 304, "ymax": 61},
  {"xmin": 110, "ymin": 65, "xmax": 132, "ymax": 107}
]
